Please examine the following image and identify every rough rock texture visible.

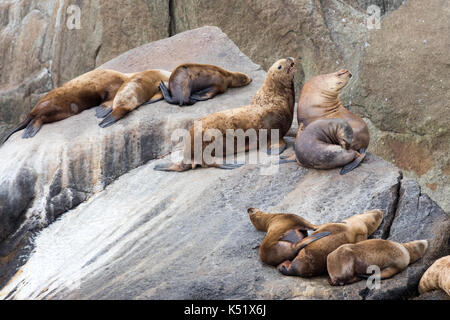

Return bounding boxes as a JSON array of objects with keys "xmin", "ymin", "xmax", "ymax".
[
  {"xmin": 0, "ymin": 149, "xmax": 448, "ymax": 299},
  {"xmin": 0, "ymin": 24, "xmax": 448, "ymax": 301},
  {"xmin": 0, "ymin": 26, "xmax": 265, "ymax": 259},
  {"xmin": 1, "ymin": 0, "xmax": 448, "ymax": 211},
  {"xmin": 0, "ymin": 0, "xmax": 169, "ymax": 142}
]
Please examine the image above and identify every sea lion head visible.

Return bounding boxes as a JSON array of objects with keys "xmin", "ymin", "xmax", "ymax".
[
  {"xmin": 248, "ymin": 207, "xmax": 271, "ymax": 231},
  {"xmin": 231, "ymin": 72, "xmax": 252, "ymax": 87},
  {"xmin": 345, "ymin": 209, "xmax": 384, "ymax": 235},
  {"xmin": 404, "ymin": 240, "xmax": 429, "ymax": 264},
  {"xmin": 267, "ymin": 57, "xmax": 296, "ymax": 87},
  {"xmin": 309, "ymin": 69, "xmax": 352, "ymax": 95}
]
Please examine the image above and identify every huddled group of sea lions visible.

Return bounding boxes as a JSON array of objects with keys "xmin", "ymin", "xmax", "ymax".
[{"xmin": 1, "ymin": 57, "xmax": 447, "ymax": 294}]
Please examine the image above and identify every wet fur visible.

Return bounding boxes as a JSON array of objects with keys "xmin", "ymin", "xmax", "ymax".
[
  {"xmin": 161, "ymin": 63, "xmax": 252, "ymax": 106},
  {"xmin": 327, "ymin": 239, "xmax": 428, "ymax": 286}
]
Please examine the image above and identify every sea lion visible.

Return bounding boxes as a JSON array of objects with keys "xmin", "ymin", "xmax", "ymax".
[
  {"xmin": 154, "ymin": 57, "xmax": 296, "ymax": 172},
  {"xmin": 277, "ymin": 209, "xmax": 384, "ymax": 277},
  {"xmin": 294, "ymin": 69, "xmax": 370, "ymax": 174},
  {"xmin": 158, "ymin": 63, "xmax": 252, "ymax": 106},
  {"xmin": 247, "ymin": 208, "xmax": 331, "ymax": 266},
  {"xmin": 2, "ymin": 69, "xmax": 171, "ymax": 141},
  {"xmin": 2, "ymin": 69, "xmax": 128, "ymax": 142},
  {"xmin": 418, "ymin": 255, "xmax": 450, "ymax": 296},
  {"xmin": 96, "ymin": 69, "xmax": 171, "ymax": 127},
  {"xmin": 327, "ymin": 239, "xmax": 429, "ymax": 286},
  {"xmin": 292, "ymin": 118, "xmax": 365, "ymax": 170}
]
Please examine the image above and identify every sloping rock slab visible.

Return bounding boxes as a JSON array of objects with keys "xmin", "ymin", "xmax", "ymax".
[
  {"xmin": 0, "ymin": 26, "xmax": 265, "ymax": 257},
  {"xmin": 1, "ymin": 149, "xmax": 447, "ymax": 300}
]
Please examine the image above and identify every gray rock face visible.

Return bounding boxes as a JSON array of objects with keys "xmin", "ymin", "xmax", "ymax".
[
  {"xmin": 0, "ymin": 26, "xmax": 448, "ymax": 300},
  {"xmin": 0, "ymin": 26, "xmax": 265, "ymax": 256}
]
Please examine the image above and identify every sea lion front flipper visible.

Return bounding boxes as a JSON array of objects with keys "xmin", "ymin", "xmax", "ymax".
[
  {"xmin": 293, "ymin": 231, "xmax": 331, "ymax": 252},
  {"xmin": 280, "ymin": 229, "xmax": 305, "ymax": 243},
  {"xmin": 147, "ymin": 92, "xmax": 164, "ymax": 104},
  {"xmin": 279, "ymin": 153, "xmax": 297, "ymax": 164},
  {"xmin": 191, "ymin": 87, "xmax": 218, "ymax": 101},
  {"xmin": 339, "ymin": 148, "xmax": 366, "ymax": 175},
  {"xmin": 267, "ymin": 139, "xmax": 287, "ymax": 155},
  {"xmin": 22, "ymin": 118, "xmax": 43, "ymax": 139}
]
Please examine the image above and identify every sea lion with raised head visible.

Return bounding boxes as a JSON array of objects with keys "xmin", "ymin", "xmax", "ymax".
[
  {"xmin": 96, "ymin": 69, "xmax": 171, "ymax": 127},
  {"xmin": 154, "ymin": 58, "xmax": 296, "ymax": 172},
  {"xmin": 291, "ymin": 118, "xmax": 365, "ymax": 170},
  {"xmin": 158, "ymin": 63, "xmax": 252, "ymax": 106},
  {"xmin": 418, "ymin": 255, "xmax": 450, "ymax": 296},
  {"xmin": 247, "ymin": 208, "xmax": 331, "ymax": 266},
  {"xmin": 291, "ymin": 69, "xmax": 370, "ymax": 174},
  {"xmin": 327, "ymin": 239, "xmax": 429, "ymax": 286},
  {"xmin": 277, "ymin": 209, "xmax": 384, "ymax": 277}
]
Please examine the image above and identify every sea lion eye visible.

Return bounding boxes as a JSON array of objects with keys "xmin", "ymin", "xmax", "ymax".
[{"xmin": 278, "ymin": 65, "xmax": 282, "ymax": 70}]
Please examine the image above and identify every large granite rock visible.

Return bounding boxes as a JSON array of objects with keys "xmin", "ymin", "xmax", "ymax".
[
  {"xmin": 0, "ymin": 25, "xmax": 448, "ymax": 301},
  {"xmin": 0, "ymin": 26, "xmax": 265, "ymax": 259}
]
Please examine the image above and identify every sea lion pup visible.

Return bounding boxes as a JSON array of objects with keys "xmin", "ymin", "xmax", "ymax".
[
  {"xmin": 277, "ymin": 209, "xmax": 384, "ymax": 277},
  {"xmin": 154, "ymin": 57, "xmax": 296, "ymax": 172},
  {"xmin": 158, "ymin": 63, "xmax": 252, "ymax": 106},
  {"xmin": 418, "ymin": 255, "xmax": 450, "ymax": 296},
  {"xmin": 294, "ymin": 69, "xmax": 369, "ymax": 174},
  {"xmin": 3, "ymin": 69, "xmax": 129, "ymax": 142},
  {"xmin": 248, "ymin": 208, "xmax": 331, "ymax": 266},
  {"xmin": 96, "ymin": 69, "xmax": 171, "ymax": 128},
  {"xmin": 327, "ymin": 239, "xmax": 429, "ymax": 286},
  {"xmin": 292, "ymin": 118, "xmax": 364, "ymax": 170}
]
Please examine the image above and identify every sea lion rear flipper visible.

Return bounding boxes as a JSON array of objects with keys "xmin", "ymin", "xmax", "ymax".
[
  {"xmin": 293, "ymin": 231, "xmax": 331, "ymax": 252},
  {"xmin": 98, "ymin": 112, "xmax": 119, "ymax": 128},
  {"xmin": 340, "ymin": 148, "xmax": 366, "ymax": 175},
  {"xmin": 2, "ymin": 116, "xmax": 33, "ymax": 144},
  {"xmin": 159, "ymin": 82, "xmax": 178, "ymax": 105},
  {"xmin": 95, "ymin": 105, "xmax": 113, "ymax": 118},
  {"xmin": 22, "ymin": 118, "xmax": 43, "ymax": 139},
  {"xmin": 154, "ymin": 161, "xmax": 192, "ymax": 172}
]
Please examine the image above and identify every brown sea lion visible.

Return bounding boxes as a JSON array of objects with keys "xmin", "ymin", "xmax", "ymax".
[
  {"xmin": 2, "ymin": 69, "xmax": 171, "ymax": 141},
  {"xmin": 247, "ymin": 208, "xmax": 331, "ymax": 266},
  {"xmin": 327, "ymin": 239, "xmax": 429, "ymax": 286},
  {"xmin": 96, "ymin": 69, "xmax": 171, "ymax": 127},
  {"xmin": 292, "ymin": 118, "xmax": 365, "ymax": 170},
  {"xmin": 158, "ymin": 63, "xmax": 252, "ymax": 106},
  {"xmin": 294, "ymin": 69, "xmax": 370, "ymax": 174},
  {"xmin": 277, "ymin": 209, "xmax": 384, "ymax": 277},
  {"xmin": 154, "ymin": 58, "xmax": 296, "ymax": 172},
  {"xmin": 418, "ymin": 255, "xmax": 450, "ymax": 296},
  {"xmin": 3, "ymin": 69, "xmax": 128, "ymax": 142}
]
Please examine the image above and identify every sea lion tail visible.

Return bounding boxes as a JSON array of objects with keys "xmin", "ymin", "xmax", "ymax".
[
  {"xmin": 2, "ymin": 116, "xmax": 33, "ymax": 144},
  {"xmin": 293, "ymin": 231, "xmax": 331, "ymax": 252},
  {"xmin": 340, "ymin": 148, "xmax": 366, "ymax": 175}
]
